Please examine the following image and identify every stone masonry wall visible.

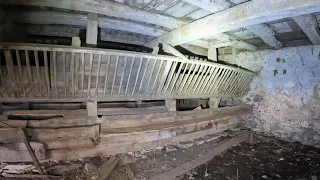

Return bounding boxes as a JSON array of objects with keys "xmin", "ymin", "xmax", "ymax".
[{"xmin": 224, "ymin": 45, "xmax": 320, "ymax": 147}]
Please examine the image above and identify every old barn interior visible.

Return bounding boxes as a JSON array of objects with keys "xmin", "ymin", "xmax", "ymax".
[{"xmin": 0, "ymin": 0, "xmax": 319, "ymax": 179}]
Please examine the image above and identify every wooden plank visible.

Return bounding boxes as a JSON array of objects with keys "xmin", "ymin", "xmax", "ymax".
[
  {"xmin": 0, "ymin": 125, "xmax": 99, "ymax": 143},
  {"xmin": 145, "ymin": 0, "xmax": 320, "ymax": 46},
  {"xmin": 2, "ymin": 174, "xmax": 58, "ymax": 178},
  {"xmin": 293, "ymin": 14, "xmax": 320, "ymax": 44},
  {"xmin": 125, "ymin": 164, "xmax": 135, "ymax": 179},
  {"xmin": 165, "ymin": 99, "xmax": 177, "ymax": 111},
  {"xmin": 87, "ymin": 101, "xmax": 98, "ymax": 117},
  {"xmin": 149, "ymin": 131, "xmax": 249, "ymax": 180},
  {"xmin": 21, "ymin": 128, "xmax": 45, "ymax": 174},
  {"xmin": 100, "ymin": 105, "xmax": 251, "ymax": 130},
  {"xmin": 97, "ymin": 156, "xmax": 120, "ymax": 180},
  {"xmin": 98, "ymin": 106, "xmax": 167, "ymax": 116},
  {"xmin": 0, "ymin": 142, "xmax": 45, "ymax": 162},
  {"xmin": 248, "ymin": 24, "xmax": 283, "ymax": 48},
  {"xmin": 47, "ymin": 118, "xmax": 241, "ymax": 160}
]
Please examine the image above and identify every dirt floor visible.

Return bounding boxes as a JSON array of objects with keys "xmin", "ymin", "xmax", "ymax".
[{"xmin": 1, "ymin": 131, "xmax": 319, "ymax": 180}]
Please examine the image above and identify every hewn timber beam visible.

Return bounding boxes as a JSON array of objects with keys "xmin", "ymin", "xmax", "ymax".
[
  {"xmin": 1, "ymin": 0, "xmax": 187, "ymax": 30},
  {"xmin": 181, "ymin": 0, "xmax": 231, "ymax": 13},
  {"xmin": 247, "ymin": 24, "xmax": 283, "ymax": 48},
  {"xmin": 24, "ymin": 24, "xmax": 153, "ymax": 46},
  {"xmin": 209, "ymin": 33, "xmax": 257, "ymax": 50},
  {"xmin": 7, "ymin": 10, "xmax": 209, "ymax": 55},
  {"xmin": 7, "ymin": 11, "xmax": 166, "ymax": 37},
  {"xmin": 293, "ymin": 14, "xmax": 320, "ymax": 45},
  {"xmin": 146, "ymin": 0, "xmax": 320, "ymax": 46}
]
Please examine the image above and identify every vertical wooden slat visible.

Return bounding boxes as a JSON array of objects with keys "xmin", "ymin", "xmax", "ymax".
[
  {"xmin": 34, "ymin": 50, "xmax": 42, "ymax": 97},
  {"xmin": 182, "ymin": 64, "xmax": 198, "ymax": 94},
  {"xmin": 15, "ymin": 50, "xmax": 26, "ymax": 97},
  {"xmin": 132, "ymin": 57, "xmax": 143, "ymax": 95},
  {"xmin": 87, "ymin": 53, "xmax": 93, "ymax": 97},
  {"xmin": 71, "ymin": 52, "xmax": 75, "ymax": 96},
  {"xmin": 118, "ymin": 56, "xmax": 128, "ymax": 95},
  {"xmin": 4, "ymin": 50, "xmax": 17, "ymax": 97},
  {"xmin": 157, "ymin": 61, "xmax": 173, "ymax": 95},
  {"xmin": 111, "ymin": 55, "xmax": 119, "ymax": 96},
  {"xmin": 188, "ymin": 65, "xmax": 205, "ymax": 95},
  {"xmin": 81, "ymin": 52, "xmax": 85, "ymax": 97},
  {"xmin": 138, "ymin": 58, "xmax": 150, "ymax": 94},
  {"xmin": 193, "ymin": 66, "xmax": 210, "ymax": 94},
  {"xmin": 161, "ymin": 62, "xmax": 177, "ymax": 94},
  {"xmin": 173, "ymin": 63, "xmax": 189, "ymax": 94},
  {"xmin": 178, "ymin": 64, "xmax": 194, "ymax": 94},
  {"xmin": 96, "ymin": 54, "xmax": 102, "ymax": 96},
  {"xmin": 212, "ymin": 69, "xmax": 229, "ymax": 94},
  {"xmin": 194, "ymin": 66, "xmax": 213, "ymax": 94},
  {"xmin": 0, "ymin": 56, "xmax": 8, "ymax": 96},
  {"xmin": 103, "ymin": 55, "xmax": 111, "ymax": 95},
  {"xmin": 62, "ymin": 52, "xmax": 67, "ymax": 97},
  {"xmin": 199, "ymin": 67, "xmax": 216, "ymax": 94},
  {"xmin": 145, "ymin": 59, "xmax": 157, "ymax": 94},
  {"xmin": 125, "ymin": 57, "xmax": 134, "ymax": 95},
  {"xmin": 150, "ymin": 60, "xmax": 163, "ymax": 94},
  {"xmin": 168, "ymin": 62, "xmax": 184, "ymax": 95},
  {"xmin": 219, "ymin": 70, "xmax": 234, "ymax": 94},
  {"xmin": 207, "ymin": 68, "xmax": 223, "ymax": 94},
  {"xmin": 232, "ymin": 73, "xmax": 246, "ymax": 95},
  {"xmin": 52, "ymin": 51, "xmax": 58, "ymax": 97},
  {"xmin": 43, "ymin": 51, "xmax": 50, "ymax": 97},
  {"xmin": 226, "ymin": 72, "xmax": 240, "ymax": 95}
]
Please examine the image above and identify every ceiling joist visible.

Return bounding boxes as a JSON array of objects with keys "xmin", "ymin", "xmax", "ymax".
[
  {"xmin": 293, "ymin": 14, "xmax": 320, "ymax": 45},
  {"xmin": 144, "ymin": 0, "xmax": 320, "ymax": 46},
  {"xmin": 248, "ymin": 24, "xmax": 283, "ymax": 49}
]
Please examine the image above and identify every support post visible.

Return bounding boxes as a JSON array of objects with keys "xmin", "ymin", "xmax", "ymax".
[
  {"xmin": 209, "ymin": 98, "xmax": 221, "ymax": 108},
  {"xmin": 87, "ymin": 101, "xmax": 98, "ymax": 117},
  {"xmin": 86, "ymin": 13, "xmax": 98, "ymax": 46},
  {"xmin": 72, "ymin": 37, "xmax": 81, "ymax": 47},
  {"xmin": 208, "ymin": 47, "xmax": 217, "ymax": 61},
  {"xmin": 165, "ymin": 99, "xmax": 177, "ymax": 111}
]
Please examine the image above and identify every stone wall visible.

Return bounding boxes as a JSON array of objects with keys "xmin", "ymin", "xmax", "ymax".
[{"xmin": 224, "ymin": 45, "xmax": 320, "ymax": 147}]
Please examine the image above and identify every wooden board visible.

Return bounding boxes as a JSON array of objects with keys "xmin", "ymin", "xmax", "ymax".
[
  {"xmin": 98, "ymin": 106, "xmax": 168, "ymax": 116},
  {"xmin": 0, "ymin": 142, "xmax": 45, "ymax": 162},
  {"xmin": 0, "ymin": 125, "xmax": 99, "ymax": 143},
  {"xmin": 100, "ymin": 105, "xmax": 251, "ymax": 130},
  {"xmin": 47, "ymin": 118, "xmax": 240, "ymax": 160}
]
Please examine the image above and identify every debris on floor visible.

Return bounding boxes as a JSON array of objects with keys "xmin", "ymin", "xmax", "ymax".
[{"xmin": 1, "ymin": 130, "xmax": 319, "ymax": 180}]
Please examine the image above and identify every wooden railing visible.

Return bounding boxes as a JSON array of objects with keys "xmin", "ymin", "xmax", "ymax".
[{"xmin": 0, "ymin": 43, "xmax": 255, "ymax": 102}]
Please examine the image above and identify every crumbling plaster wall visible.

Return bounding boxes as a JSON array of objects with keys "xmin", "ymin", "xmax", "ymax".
[{"xmin": 225, "ymin": 45, "xmax": 320, "ymax": 147}]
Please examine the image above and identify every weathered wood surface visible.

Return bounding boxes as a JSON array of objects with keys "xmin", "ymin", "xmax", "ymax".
[
  {"xmin": 98, "ymin": 106, "xmax": 167, "ymax": 116},
  {"xmin": 100, "ymin": 105, "xmax": 251, "ymax": 131},
  {"xmin": 149, "ymin": 131, "xmax": 249, "ymax": 180},
  {"xmin": 0, "ymin": 125, "xmax": 99, "ymax": 143},
  {"xmin": 47, "ymin": 117, "xmax": 240, "ymax": 160},
  {"xmin": 0, "ymin": 142, "xmax": 45, "ymax": 162},
  {"xmin": 97, "ymin": 156, "xmax": 120, "ymax": 180}
]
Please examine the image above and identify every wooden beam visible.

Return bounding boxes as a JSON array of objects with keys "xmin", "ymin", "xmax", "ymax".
[
  {"xmin": 248, "ymin": 24, "xmax": 283, "ymax": 48},
  {"xmin": 160, "ymin": 39, "xmax": 190, "ymax": 61},
  {"xmin": 8, "ymin": 11, "xmax": 166, "ymax": 37},
  {"xmin": 181, "ymin": 0, "xmax": 231, "ymax": 13},
  {"xmin": 209, "ymin": 33, "xmax": 257, "ymax": 50},
  {"xmin": 180, "ymin": 44, "xmax": 208, "ymax": 57},
  {"xmin": 86, "ymin": 13, "xmax": 98, "ymax": 45},
  {"xmin": 1, "ymin": 0, "xmax": 187, "ymax": 29},
  {"xmin": 293, "ymin": 14, "xmax": 320, "ymax": 45},
  {"xmin": 145, "ymin": 0, "xmax": 320, "ymax": 46}
]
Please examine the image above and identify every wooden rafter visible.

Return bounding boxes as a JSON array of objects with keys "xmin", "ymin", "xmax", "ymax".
[
  {"xmin": 293, "ymin": 14, "xmax": 320, "ymax": 45},
  {"xmin": 248, "ymin": 24, "xmax": 283, "ymax": 49}
]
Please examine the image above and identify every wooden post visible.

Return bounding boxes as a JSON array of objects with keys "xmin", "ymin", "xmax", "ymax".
[
  {"xmin": 248, "ymin": 129, "xmax": 254, "ymax": 145},
  {"xmin": 86, "ymin": 13, "xmax": 98, "ymax": 46},
  {"xmin": 72, "ymin": 37, "xmax": 81, "ymax": 47},
  {"xmin": 87, "ymin": 101, "xmax": 97, "ymax": 117},
  {"xmin": 208, "ymin": 47, "xmax": 217, "ymax": 61},
  {"xmin": 209, "ymin": 98, "xmax": 221, "ymax": 108},
  {"xmin": 165, "ymin": 99, "xmax": 176, "ymax": 111}
]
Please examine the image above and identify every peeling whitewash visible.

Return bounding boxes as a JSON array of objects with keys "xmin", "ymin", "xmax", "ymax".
[{"xmin": 227, "ymin": 45, "xmax": 320, "ymax": 147}]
